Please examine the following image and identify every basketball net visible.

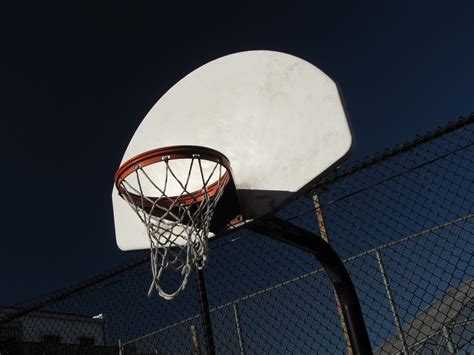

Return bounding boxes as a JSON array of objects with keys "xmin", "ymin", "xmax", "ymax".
[{"xmin": 117, "ymin": 152, "xmax": 229, "ymax": 300}]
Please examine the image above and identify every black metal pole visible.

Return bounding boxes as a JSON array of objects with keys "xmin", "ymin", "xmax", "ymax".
[
  {"xmin": 196, "ymin": 269, "xmax": 216, "ymax": 355},
  {"xmin": 250, "ymin": 217, "xmax": 373, "ymax": 355}
]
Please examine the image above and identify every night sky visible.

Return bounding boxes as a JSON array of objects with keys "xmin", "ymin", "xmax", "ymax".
[{"xmin": 1, "ymin": 2, "xmax": 473, "ymax": 306}]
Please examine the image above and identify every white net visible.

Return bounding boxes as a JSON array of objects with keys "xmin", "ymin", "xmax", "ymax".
[{"xmin": 118, "ymin": 154, "xmax": 228, "ymax": 300}]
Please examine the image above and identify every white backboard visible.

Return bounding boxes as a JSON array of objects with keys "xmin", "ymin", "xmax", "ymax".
[{"xmin": 112, "ymin": 50, "xmax": 353, "ymax": 251}]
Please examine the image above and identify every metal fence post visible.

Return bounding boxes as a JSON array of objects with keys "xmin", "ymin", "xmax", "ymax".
[
  {"xmin": 441, "ymin": 325, "xmax": 457, "ymax": 354},
  {"xmin": 196, "ymin": 269, "xmax": 216, "ymax": 355},
  {"xmin": 232, "ymin": 302, "xmax": 246, "ymax": 355},
  {"xmin": 313, "ymin": 193, "xmax": 354, "ymax": 354},
  {"xmin": 375, "ymin": 249, "xmax": 409, "ymax": 354},
  {"xmin": 191, "ymin": 325, "xmax": 202, "ymax": 355}
]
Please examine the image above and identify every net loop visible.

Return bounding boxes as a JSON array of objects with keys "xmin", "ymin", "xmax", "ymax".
[{"xmin": 115, "ymin": 146, "xmax": 232, "ymax": 300}]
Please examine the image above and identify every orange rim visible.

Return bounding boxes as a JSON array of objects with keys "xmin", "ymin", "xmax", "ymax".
[{"xmin": 114, "ymin": 146, "xmax": 233, "ymax": 210}]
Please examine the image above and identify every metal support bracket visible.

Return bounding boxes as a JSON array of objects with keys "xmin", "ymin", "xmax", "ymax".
[{"xmin": 250, "ymin": 217, "xmax": 373, "ymax": 355}]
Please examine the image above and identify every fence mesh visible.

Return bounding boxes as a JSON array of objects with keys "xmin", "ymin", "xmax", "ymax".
[{"xmin": 1, "ymin": 114, "xmax": 473, "ymax": 354}]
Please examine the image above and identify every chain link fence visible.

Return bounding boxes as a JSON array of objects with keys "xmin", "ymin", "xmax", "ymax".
[{"xmin": 1, "ymin": 114, "xmax": 473, "ymax": 354}]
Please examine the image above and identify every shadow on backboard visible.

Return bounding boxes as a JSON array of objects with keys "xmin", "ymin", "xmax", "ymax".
[{"xmin": 211, "ymin": 184, "xmax": 293, "ymax": 233}]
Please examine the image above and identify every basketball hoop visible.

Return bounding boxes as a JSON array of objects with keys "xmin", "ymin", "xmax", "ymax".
[{"xmin": 114, "ymin": 146, "xmax": 232, "ymax": 300}]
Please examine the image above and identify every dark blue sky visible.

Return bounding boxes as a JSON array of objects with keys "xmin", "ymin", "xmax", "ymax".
[{"xmin": 1, "ymin": 2, "xmax": 473, "ymax": 306}]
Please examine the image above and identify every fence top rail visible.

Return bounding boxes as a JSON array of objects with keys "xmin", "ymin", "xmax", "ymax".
[{"xmin": 311, "ymin": 113, "xmax": 474, "ymax": 192}]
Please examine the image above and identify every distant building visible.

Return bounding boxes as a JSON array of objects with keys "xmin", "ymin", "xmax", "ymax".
[
  {"xmin": 375, "ymin": 278, "xmax": 474, "ymax": 354},
  {"xmin": 0, "ymin": 308, "xmax": 117, "ymax": 354}
]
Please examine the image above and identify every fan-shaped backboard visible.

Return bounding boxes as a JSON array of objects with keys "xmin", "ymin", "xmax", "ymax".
[{"xmin": 112, "ymin": 50, "xmax": 353, "ymax": 251}]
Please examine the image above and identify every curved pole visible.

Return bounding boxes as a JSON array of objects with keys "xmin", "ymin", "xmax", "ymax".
[{"xmin": 250, "ymin": 217, "xmax": 373, "ymax": 355}]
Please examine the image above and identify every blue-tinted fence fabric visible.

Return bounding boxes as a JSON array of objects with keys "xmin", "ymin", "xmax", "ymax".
[{"xmin": 1, "ymin": 114, "xmax": 473, "ymax": 354}]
